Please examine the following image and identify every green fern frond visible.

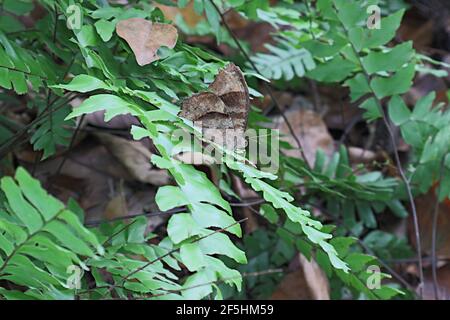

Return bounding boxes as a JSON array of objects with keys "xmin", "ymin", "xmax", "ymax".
[
  {"xmin": 0, "ymin": 168, "xmax": 103, "ymax": 300},
  {"xmin": 251, "ymin": 40, "xmax": 316, "ymax": 81}
]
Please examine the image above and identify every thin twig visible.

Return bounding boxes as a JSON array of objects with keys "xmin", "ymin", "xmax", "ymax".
[
  {"xmin": 54, "ymin": 114, "xmax": 85, "ymax": 176},
  {"xmin": 229, "ymin": 198, "xmax": 265, "ymax": 207},
  {"xmin": 85, "ymin": 207, "xmax": 186, "ymax": 227},
  {"xmin": 101, "ymin": 219, "xmax": 139, "ymax": 245},
  {"xmin": 431, "ymin": 160, "xmax": 446, "ymax": 300}
]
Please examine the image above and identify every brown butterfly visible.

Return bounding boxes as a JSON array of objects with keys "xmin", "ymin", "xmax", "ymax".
[{"xmin": 179, "ymin": 63, "xmax": 250, "ymax": 151}]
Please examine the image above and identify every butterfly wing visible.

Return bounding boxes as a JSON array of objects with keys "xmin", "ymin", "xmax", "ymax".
[
  {"xmin": 180, "ymin": 63, "xmax": 250, "ymax": 151},
  {"xmin": 208, "ymin": 63, "xmax": 250, "ymax": 132}
]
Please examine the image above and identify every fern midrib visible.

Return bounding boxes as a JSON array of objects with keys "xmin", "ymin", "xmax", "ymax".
[{"xmin": 0, "ymin": 208, "xmax": 64, "ymax": 274}]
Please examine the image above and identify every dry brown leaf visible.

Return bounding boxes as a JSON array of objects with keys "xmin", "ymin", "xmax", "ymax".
[
  {"xmin": 231, "ymin": 175, "xmax": 260, "ymax": 234},
  {"xmin": 94, "ymin": 132, "xmax": 170, "ymax": 186},
  {"xmin": 273, "ymin": 108, "xmax": 334, "ymax": 166},
  {"xmin": 116, "ymin": 18, "xmax": 178, "ymax": 66},
  {"xmin": 270, "ymin": 269, "xmax": 312, "ymax": 300},
  {"xmin": 103, "ymin": 193, "xmax": 128, "ymax": 221},
  {"xmin": 410, "ymin": 185, "xmax": 450, "ymax": 259},
  {"xmin": 422, "ymin": 264, "xmax": 450, "ymax": 300},
  {"xmin": 28, "ymin": 135, "xmax": 164, "ymax": 224},
  {"xmin": 397, "ymin": 9, "xmax": 433, "ymax": 50},
  {"xmin": 271, "ymin": 254, "xmax": 330, "ymax": 300},
  {"xmin": 86, "ymin": 111, "xmax": 141, "ymax": 130},
  {"xmin": 299, "ymin": 254, "xmax": 330, "ymax": 300},
  {"xmin": 348, "ymin": 146, "xmax": 377, "ymax": 164},
  {"xmin": 31, "ymin": 141, "xmax": 130, "ymax": 221},
  {"xmin": 156, "ymin": 2, "xmax": 204, "ymax": 28}
]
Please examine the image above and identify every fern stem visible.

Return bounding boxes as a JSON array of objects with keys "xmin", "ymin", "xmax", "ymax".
[
  {"xmin": 431, "ymin": 159, "xmax": 446, "ymax": 299},
  {"xmin": 337, "ymin": 19, "xmax": 425, "ymax": 296}
]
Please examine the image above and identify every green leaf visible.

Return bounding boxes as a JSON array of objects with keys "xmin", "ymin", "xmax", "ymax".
[
  {"xmin": 360, "ymin": 97, "xmax": 381, "ymax": 122},
  {"xmin": 167, "ymin": 213, "xmax": 202, "ymax": 244},
  {"xmin": 308, "ymin": 56, "xmax": 356, "ymax": 82},
  {"xmin": 95, "ymin": 19, "xmax": 116, "ymax": 42},
  {"xmin": 53, "ymin": 75, "xmax": 109, "ymax": 93},
  {"xmin": 334, "ymin": 0, "xmax": 367, "ymax": 30},
  {"xmin": 15, "ymin": 167, "xmax": 64, "ymax": 221},
  {"xmin": 251, "ymin": 41, "xmax": 316, "ymax": 81},
  {"xmin": 345, "ymin": 73, "xmax": 370, "ymax": 102},
  {"xmin": 259, "ymin": 204, "xmax": 279, "ymax": 224},
  {"xmin": 66, "ymin": 94, "xmax": 138, "ymax": 121},
  {"xmin": 356, "ymin": 201, "xmax": 376, "ymax": 228},
  {"xmin": 387, "ymin": 200, "xmax": 408, "ymax": 218},
  {"xmin": 182, "ymin": 269, "xmax": 215, "ymax": 299},
  {"xmin": 180, "ymin": 243, "xmax": 206, "ymax": 271},
  {"xmin": 1, "ymin": 176, "xmax": 43, "ymax": 233},
  {"xmin": 362, "ymin": 42, "xmax": 414, "ymax": 75},
  {"xmin": 370, "ymin": 63, "xmax": 416, "ymax": 99},
  {"xmin": 388, "ymin": 95, "xmax": 411, "ymax": 126},
  {"xmin": 4, "ymin": 0, "xmax": 34, "ymax": 15},
  {"xmin": 346, "ymin": 253, "xmax": 375, "ymax": 272},
  {"xmin": 191, "ymin": 203, "xmax": 241, "ymax": 237},
  {"xmin": 43, "ymin": 220, "xmax": 95, "ymax": 257},
  {"xmin": 199, "ymin": 232, "xmax": 247, "ymax": 264},
  {"xmin": 155, "ymin": 186, "xmax": 189, "ymax": 211},
  {"xmin": 411, "ymin": 91, "xmax": 435, "ymax": 121},
  {"xmin": 9, "ymin": 70, "xmax": 28, "ymax": 95},
  {"xmin": 0, "ymin": 167, "xmax": 104, "ymax": 299},
  {"xmin": 348, "ymin": 9, "xmax": 405, "ymax": 51},
  {"xmin": 204, "ymin": 0, "xmax": 220, "ymax": 36}
]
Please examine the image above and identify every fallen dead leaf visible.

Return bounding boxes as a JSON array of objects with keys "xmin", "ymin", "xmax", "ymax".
[
  {"xmin": 94, "ymin": 132, "xmax": 170, "ymax": 186},
  {"xmin": 422, "ymin": 264, "xmax": 450, "ymax": 300},
  {"xmin": 271, "ymin": 254, "xmax": 330, "ymax": 300},
  {"xmin": 348, "ymin": 146, "xmax": 377, "ymax": 164},
  {"xmin": 116, "ymin": 18, "xmax": 178, "ymax": 66},
  {"xmin": 410, "ymin": 184, "xmax": 450, "ymax": 259},
  {"xmin": 231, "ymin": 175, "xmax": 260, "ymax": 234},
  {"xmin": 28, "ymin": 138, "xmax": 162, "ymax": 224},
  {"xmin": 397, "ymin": 10, "xmax": 433, "ymax": 49},
  {"xmin": 156, "ymin": 2, "xmax": 204, "ymax": 28},
  {"xmin": 299, "ymin": 254, "xmax": 330, "ymax": 300},
  {"xmin": 103, "ymin": 192, "xmax": 128, "ymax": 221},
  {"xmin": 270, "ymin": 269, "xmax": 312, "ymax": 300},
  {"xmin": 30, "ymin": 139, "xmax": 131, "ymax": 221},
  {"xmin": 86, "ymin": 111, "xmax": 141, "ymax": 130},
  {"xmin": 273, "ymin": 107, "xmax": 334, "ymax": 166}
]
